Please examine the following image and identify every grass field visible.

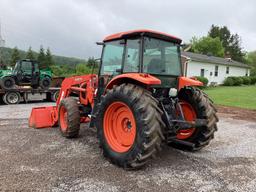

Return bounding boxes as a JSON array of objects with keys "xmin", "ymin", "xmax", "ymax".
[{"xmin": 204, "ymin": 85, "xmax": 256, "ymax": 110}]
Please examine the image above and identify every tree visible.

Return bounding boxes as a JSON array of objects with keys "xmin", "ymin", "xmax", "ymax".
[
  {"xmin": 87, "ymin": 57, "xmax": 97, "ymax": 67},
  {"xmin": 45, "ymin": 47, "xmax": 54, "ymax": 68},
  {"xmin": 38, "ymin": 46, "xmax": 46, "ymax": 69},
  {"xmin": 11, "ymin": 47, "xmax": 20, "ymax": 67},
  {"xmin": 75, "ymin": 63, "xmax": 91, "ymax": 75},
  {"xmin": 0, "ymin": 59, "xmax": 7, "ymax": 69},
  {"xmin": 245, "ymin": 51, "xmax": 256, "ymax": 76},
  {"xmin": 208, "ymin": 25, "xmax": 245, "ymax": 62},
  {"xmin": 26, "ymin": 46, "xmax": 35, "ymax": 60},
  {"xmin": 190, "ymin": 36, "xmax": 225, "ymax": 57}
]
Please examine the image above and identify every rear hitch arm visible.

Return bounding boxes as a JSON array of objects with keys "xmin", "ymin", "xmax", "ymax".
[{"xmin": 170, "ymin": 119, "xmax": 208, "ymax": 131}]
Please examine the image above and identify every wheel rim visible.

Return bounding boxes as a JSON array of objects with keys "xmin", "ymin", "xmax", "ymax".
[
  {"xmin": 7, "ymin": 93, "xmax": 18, "ymax": 104},
  {"xmin": 103, "ymin": 101, "xmax": 136, "ymax": 153},
  {"xmin": 177, "ymin": 101, "xmax": 196, "ymax": 140},
  {"xmin": 59, "ymin": 106, "xmax": 68, "ymax": 132},
  {"xmin": 5, "ymin": 80, "xmax": 12, "ymax": 87},
  {"xmin": 43, "ymin": 80, "xmax": 50, "ymax": 87}
]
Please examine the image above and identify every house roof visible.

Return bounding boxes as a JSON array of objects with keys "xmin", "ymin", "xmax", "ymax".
[
  {"xmin": 181, "ymin": 51, "xmax": 250, "ymax": 69},
  {"xmin": 103, "ymin": 29, "xmax": 182, "ymax": 44}
]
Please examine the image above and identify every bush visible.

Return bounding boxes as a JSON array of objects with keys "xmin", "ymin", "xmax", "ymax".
[
  {"xmin": 232, "ymin": 77, "xmax": 243, "ymax": 86},
  {"xmin": 195, "ymin": 76, "xmax": 209, "ymax": 87},
  {"xmin": 241, "ymin": 76, "xmax": 251, "ymax": 85},
  {"xmin": 250, "ymin": 76, "xmax": 256, "ymax": 85},
  {"xmin": 224, "ymin": 76, "xmax": 243, "ymax": 86},
  {"xmin": 224, "ymin": 77, "xmax": 234, "ymax": 86}
]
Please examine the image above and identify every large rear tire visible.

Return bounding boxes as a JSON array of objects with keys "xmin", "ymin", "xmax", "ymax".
[
  {"xmin": 95, "ymin": 84, "xmax": 165, "ymax": 169},
  {"xmin": 58, "ymin": 97, "xmax": 80, "ymax": 138},
  {"xmin": 171, "ymin": 87, "xmax": 218, "ymax": 151},
  {"xmin": 1, "ymin": 77, "xmax": 15, "ymax": 90}
]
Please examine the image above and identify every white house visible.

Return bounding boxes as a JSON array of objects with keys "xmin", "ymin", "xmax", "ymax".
[{"xmin": 181, "ymin": 51, "xmax": 250, "ymax": 85}]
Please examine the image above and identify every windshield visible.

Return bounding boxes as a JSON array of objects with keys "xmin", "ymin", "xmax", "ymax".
[
  {"xmin": 13, "ymin": 62, "xmax": 20, "ymax": 73},
  {"xmin": 143, "ymin": 37, "xmax": 181, "ymax": 76}
]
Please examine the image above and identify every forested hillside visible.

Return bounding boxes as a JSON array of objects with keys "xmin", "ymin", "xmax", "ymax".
[{"xmin": 0, "ymin": 47, "xmax": 86, "ymax": 67}]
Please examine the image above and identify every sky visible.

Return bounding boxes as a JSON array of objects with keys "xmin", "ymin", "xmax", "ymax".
[{"xmin": 0, "ymin": 0, "xmax": 255, "ymax": 59}]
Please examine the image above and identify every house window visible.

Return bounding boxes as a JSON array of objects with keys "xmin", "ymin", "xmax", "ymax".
[
  {"xmin": 226, "ymin": 66, "xmax": 229, "ymax": 74},
  {"xmin": 214, "ymin": 65, "xmax": 218, "ymax": 77},
  {"xmin": 200, "ymin": 69, "xmax": 205, "ymax": 77}
]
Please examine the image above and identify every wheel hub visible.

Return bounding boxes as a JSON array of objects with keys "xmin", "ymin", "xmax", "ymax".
[
  {"xmin": 5, "ymin": 80, "xmax": 11, "ymax": 87},
  {"xmin": 176, "ymin": 101, "xmax": 196, "ymax": 140},
  {"xmin": 103, "ymin": 102, "xmax": 136, "ymax": 153},
  {"xmin": 7, "ymin": 93, "xmax": 18, "ymax": 104},
  {"xmin": 59, "ymin": 106, "xmax": 68, "ymax": 131}
]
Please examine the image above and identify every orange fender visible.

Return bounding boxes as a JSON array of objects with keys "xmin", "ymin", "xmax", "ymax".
[
  {"xmin": 178, "ymin": 76, "xmax": 203, "ymax": 90},
  {"xmin": 105, "ymin": 73, "xmax": 161, "ymax": 90}
]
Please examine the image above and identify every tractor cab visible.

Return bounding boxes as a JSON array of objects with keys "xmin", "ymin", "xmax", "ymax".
[
  {"xmin": 13, "ymin": 60, "xmax": 40, "ymax": 84},
  {"xmin": 98, "ymin": 29, "xmax": 183, "ymax": 93}
]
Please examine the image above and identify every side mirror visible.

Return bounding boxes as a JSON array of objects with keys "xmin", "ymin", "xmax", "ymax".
[{"xmin": 96, "ymin": 42, "xmax": 104, "ymax": 46}]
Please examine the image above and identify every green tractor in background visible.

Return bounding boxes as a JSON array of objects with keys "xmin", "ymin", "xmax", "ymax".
[{"xmin": 0, "ymin": 59, "xmax": 52, "ymax": 90}]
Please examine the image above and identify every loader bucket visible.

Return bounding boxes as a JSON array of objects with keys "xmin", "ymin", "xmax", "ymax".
[{"xmin": 29, "ymin": 106, "xmax": 58, "ymax": 128}]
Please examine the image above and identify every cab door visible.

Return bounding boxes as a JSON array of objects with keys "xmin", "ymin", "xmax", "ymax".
[
  {"xmin": 97, "ymin": 40, "xmax": 125, "ymax": 97},
  {"xmin": 20, "ymin": 61, "xmax": 33, "ymax": 83},
  {"xmin": 31, "ymin": 62, "xmax": 40, "ymax": 86}
]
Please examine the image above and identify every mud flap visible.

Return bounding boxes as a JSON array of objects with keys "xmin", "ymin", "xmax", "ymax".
[{"xmin": 29, "ymin": 106, "xmax": 58, "ymax": 128}]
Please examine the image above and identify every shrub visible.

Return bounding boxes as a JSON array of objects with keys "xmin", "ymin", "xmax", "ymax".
[
  {"xmin": 241, "ymin": 76, "xmax": 251, "ymax": 85},
  {"xmin": 195, "ymin": 76, "xmax": 209, "ymax": 87},
  {"xmin": 250, "ymin": 76, "xmax": 256, "ymax": 85},
  {"xmin": 232, "ymin": 77, "xmax": 243, "ymax": 86},
  {"xmin": 224, "ymin": 76, "xmax": 243, "ymax": 86},
  {"xmin": 224, "ymin": 77, "xmax": 234, "ymax": 86}
]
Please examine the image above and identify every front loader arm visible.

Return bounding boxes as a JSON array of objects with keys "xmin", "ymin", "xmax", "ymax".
[{"xmin": 29, "ymin": 74, "xmax": 97, "ymax": 128}]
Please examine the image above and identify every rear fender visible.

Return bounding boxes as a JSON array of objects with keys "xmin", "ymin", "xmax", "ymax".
[
  {"xmin": 178, "ymin": 76, "xmax": 203, "ymax": 90},
  {"xmin": 105, "ymin": 73, "xmax": 161, "ymax": 91}
]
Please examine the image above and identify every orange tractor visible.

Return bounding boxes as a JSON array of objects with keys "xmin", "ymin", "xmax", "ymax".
[{"xmin": 29, "ymin": 29, "xmax": 218, "ymax": 169}]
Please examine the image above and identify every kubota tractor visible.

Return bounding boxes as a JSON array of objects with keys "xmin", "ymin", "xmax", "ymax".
[{"xmin": 29, "ymin": 29, "xmax": 218, "ymax": 169}]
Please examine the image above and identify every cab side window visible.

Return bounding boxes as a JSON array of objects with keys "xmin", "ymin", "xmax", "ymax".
[
  {"xmin": 101, "ymin": 41, "xmax": 124, "ymax": 76},
  {"xmin": 123, "ymin": 39, "xmax": 140, "ymax": 73}
]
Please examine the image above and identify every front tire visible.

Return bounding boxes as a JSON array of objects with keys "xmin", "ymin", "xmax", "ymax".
[
  {"xmin": 171, "ymin": 87, "xmax": 218, "ymax": 151},
  {"xmin": 95, "ymin": 84, "xmax": 165, "ymax": 169},
  {"xmin": 58, "ymin": 97, "xmax": 80, "ymax": 138},
  {"xmin": 1, "ymin": 77, "xmax": 15, "ymax": 90}
]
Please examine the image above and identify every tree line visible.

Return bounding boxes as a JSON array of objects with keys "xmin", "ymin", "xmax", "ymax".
[
  {"xmin": 0, "ymin": 46, "xmax": 98, "ymax": 77},
  {"xmin": 10, "ymin": 46, "xmax": 53, "ymax": 69}
]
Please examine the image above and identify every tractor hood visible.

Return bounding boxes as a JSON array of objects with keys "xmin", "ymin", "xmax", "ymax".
[{"xmin": 0, "ymin": 69, "xmax": 12, "ymax": 78}]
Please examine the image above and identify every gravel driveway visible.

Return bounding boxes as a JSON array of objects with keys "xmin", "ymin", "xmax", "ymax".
[{"xmin": 0, "ymin": 102, "xmax": 256, "ymax": 192}]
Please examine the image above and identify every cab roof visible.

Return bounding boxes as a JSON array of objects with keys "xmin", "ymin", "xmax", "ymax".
[{"xmin": 103, "ymin": 29, "xmax": 182, "ymax": 44}]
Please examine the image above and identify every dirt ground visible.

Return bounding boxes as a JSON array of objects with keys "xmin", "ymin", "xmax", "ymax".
[
  {"xmin": 217, "ymin": 105, "xmax": 256, "ymax": 122},
  {"xmin": 0, "ymin": 102, "xmax": 256, "ymax": 192}
]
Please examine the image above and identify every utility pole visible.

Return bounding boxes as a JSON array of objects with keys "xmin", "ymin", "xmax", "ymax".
[
  {"xmin": 0, "ymin": 21, "xmax": 6, "ymax": 68},
  {"xmin": 0, "ymin": 21, "xmax": 5, "ymax": 47}
]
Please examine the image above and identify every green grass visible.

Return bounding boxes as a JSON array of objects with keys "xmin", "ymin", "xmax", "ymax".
[{"xmin": 204, "ymin": 85, "xmax": 256, "ymax": 110}]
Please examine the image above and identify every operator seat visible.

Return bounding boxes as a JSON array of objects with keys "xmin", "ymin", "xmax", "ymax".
[{"xmin": 147, "ymin": 58, "xmax": 166, "ymax": 74}]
